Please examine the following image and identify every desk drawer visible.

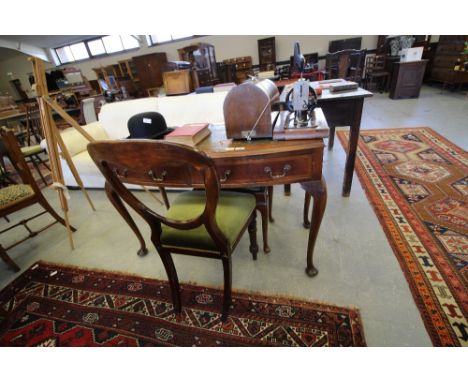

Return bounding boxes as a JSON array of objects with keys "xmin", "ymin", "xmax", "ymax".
[{"xmin": 216, "ymin": 151, "xmax": 322, "ymax": 187}]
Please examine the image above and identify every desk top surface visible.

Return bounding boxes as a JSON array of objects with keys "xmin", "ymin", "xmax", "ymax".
[
  {"xmin": 197, "ymin": 124, "xmax": 324, "ymax": 159},
  {"xmin": 278, "ymin": 79, "xmax": 373, "ymax": 103}
]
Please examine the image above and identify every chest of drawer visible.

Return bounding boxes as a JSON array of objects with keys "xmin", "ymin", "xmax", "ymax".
[{"xmin": 215, "ymin": 150, "xmax": 323, "ymax": 187}]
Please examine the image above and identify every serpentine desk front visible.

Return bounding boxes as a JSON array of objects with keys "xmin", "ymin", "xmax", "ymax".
[{"xmin": 194, "ymin": 124, "xmax": 327, "ymax": 276}]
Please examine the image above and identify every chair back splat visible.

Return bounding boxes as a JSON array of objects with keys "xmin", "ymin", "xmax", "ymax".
[{"xmin": 88, "ymin": 140, "xmax": 258, "ymax": 320}]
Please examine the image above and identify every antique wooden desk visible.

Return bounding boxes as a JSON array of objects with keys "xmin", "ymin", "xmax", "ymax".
[
  {"xmin": 113, "ymin": 123, "xmax": 327, "ymax": 277},
  {"xmin": 278, "ymin": 79, "xmax": 373, "ymax": 196},
  {"xmin": 197, "ymin": 124, "xmax": 327, "ymax": 276}
]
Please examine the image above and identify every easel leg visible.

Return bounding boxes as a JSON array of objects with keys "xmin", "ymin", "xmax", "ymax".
[
  {"xmin": 301, "ymin": 177, "xmax": 327, "ymax": 277},
  {"xmin": 54, "ymin": 116, "xmax": 95, "ymax": 212}
]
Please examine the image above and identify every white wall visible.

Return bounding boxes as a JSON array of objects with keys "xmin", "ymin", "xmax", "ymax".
[
  {"xmin": 0, "ymin": 35, "xmax": 379, "ymax": 99},
  {"xmin": 0, "ymin": 52, "xmax": 55, "ymax": 98}
]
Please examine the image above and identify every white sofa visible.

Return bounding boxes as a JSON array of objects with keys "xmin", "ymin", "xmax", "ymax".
[{"xmin": 46, "ymin": 92, "xmax": 228, "ymax": 188}]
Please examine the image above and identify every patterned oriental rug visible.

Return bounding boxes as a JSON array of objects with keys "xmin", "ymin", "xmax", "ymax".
[
  {"xmin": 0, "ymin": 262, "xmax": 366, "ymax": 346},
  {"xmin": 338, "ymin": 127, "xmax": 467, "ymax": 346}
]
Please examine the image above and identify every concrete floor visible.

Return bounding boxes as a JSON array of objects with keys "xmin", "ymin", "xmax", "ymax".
[{"xmin": 1, "ymin": 85, "xmax": 466, "ymax": 346}]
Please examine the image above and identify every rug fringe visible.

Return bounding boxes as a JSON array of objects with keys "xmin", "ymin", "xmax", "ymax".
[{"xmin": 29, "ymin": 260, "xmax": 362, "ymax": 313}]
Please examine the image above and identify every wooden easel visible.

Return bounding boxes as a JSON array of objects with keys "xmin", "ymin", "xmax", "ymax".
[{"xmin": 30, "ymin": 57, "xmax": 96, "ymax": 249}]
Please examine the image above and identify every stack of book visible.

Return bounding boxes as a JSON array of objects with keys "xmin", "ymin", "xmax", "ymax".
[
  {"xmin": 164, "ymin": 123, "xmax": 211, "ymax": 147},
  {"xmin": 328, "ymin": 81, "xmax": 358, "ymax": 93}
]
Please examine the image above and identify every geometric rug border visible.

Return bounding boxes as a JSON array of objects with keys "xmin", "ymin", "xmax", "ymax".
[
  {"xmin": 337, "ymin": 126, "xmax": 468, "ymax": 346},
  {"xmin": 0, "ymin": 261, "xmax": 367, "ymax": 347}
]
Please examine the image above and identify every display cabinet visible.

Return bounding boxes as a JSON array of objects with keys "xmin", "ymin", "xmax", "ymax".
[{"xmin": 178, "ymin": 43, "xmax": 219, "ymax": 88}]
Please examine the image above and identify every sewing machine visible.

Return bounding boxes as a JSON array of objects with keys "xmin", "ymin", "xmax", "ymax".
[{"xmin": 282, "ymin": 42, "xmax": 318, "ymax": 129}]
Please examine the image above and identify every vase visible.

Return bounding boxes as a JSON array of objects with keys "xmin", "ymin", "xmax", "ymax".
[
  {"xmin": 399, "ymin": 36, "xmax": 415, "ymax": 51},
  {"xmin": 390, "ymin": 39, "xmax": 400, "ymax": 56}
]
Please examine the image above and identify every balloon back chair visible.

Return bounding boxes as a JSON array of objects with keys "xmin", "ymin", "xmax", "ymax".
[{"xmin": 87, "ymin": 139, "xmax": 258, "ymax": 321}]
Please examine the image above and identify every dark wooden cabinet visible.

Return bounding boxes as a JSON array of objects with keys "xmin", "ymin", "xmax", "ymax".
[
  {"xmin": 389, "ymin": 60, "xmax": 428, "ymax": 99},
  {"xmin": 430, "ymin": 35, "xmax": 468, "ymax": 87},
  {"xmin": 217, "ymin": 62, "xmax": 237, "ymax": 83},
  {"xmin": 222, "ymin": 56, "xmax": 253, "ymax": 83},
  {"xmin": 258, "ymin": 37, "xmax": 276, "ymax": 71},
  {"xmin": 132, "ymin": 53, "xmax": 167, "ymax": 95}
]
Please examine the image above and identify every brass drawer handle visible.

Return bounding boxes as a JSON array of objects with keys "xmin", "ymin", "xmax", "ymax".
[
  {"xmin": 220, "ymin": 170, "xmax": 231, "ymax": 183},
  {"xmin": 264, "ymin": 164, "xmax": 292, "ymax": 179},
  {"xmin": 148, "ymin": 170, "xmax": 167, "ymax": 182}
]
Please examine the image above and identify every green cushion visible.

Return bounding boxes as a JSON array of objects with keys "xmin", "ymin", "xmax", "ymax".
[
  {"xmin": 161, "ymin": 191, "xmax": 256, "ymax": 252},
  {"xmin": 0, "ymin": 184, "xmax": 34, "ymax": 208},
  {"xmin": 21, "ymin": 145, "xmax": 43, "ymax": 156}
]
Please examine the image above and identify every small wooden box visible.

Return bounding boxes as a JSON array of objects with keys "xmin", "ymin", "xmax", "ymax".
[{"xmin": 163, "ymin": 70, "xmax": 192, "ymax": 95}]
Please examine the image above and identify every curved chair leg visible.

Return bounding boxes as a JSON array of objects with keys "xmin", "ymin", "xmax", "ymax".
[
  {"xmin": 256, "ymin": 202, "xmax": 270, "ymax": 254},
  {"xmin": 221, "ymin": 255, "xmax": 232, "ymax": 322},
  {"xmin": 301, "ymin": 177, "xmax": 327, "ymax": 277},
  {"xmin": 267, "ymin": 186, "xmax": 274, "ymax": 223},
  {"xmin": 0, "ymin": 244, "xmax": 20, "ymax": 272},
  {"xmin": 105, "ymin": 183, "xmax": 147, "ymax": 256},
  {"xmin": 248, "ymin": 212, "xmax": 258, "ymax": 260},
  {"xmin": 303, "ymin": 191, "xmax": 312, "ymax": 228},
  {"xmin": 158, "ymin": 249, "xmax": 182, "ymax": 316}
]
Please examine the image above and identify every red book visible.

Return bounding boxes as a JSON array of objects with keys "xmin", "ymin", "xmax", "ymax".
[{"xmin": 164, "ymin": 123, "xmax": 211, "ymax": 146}]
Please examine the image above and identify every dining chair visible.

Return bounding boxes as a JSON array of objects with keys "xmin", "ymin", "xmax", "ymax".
[
  {"xmin": 325, "ymin": 49, "xmax": 367, "ymax": 85},
  {"xmin": 0, "ymin": 129, "xmax": 75, "ymax": 272},
  {"xmin": 88, "ymin": 139, "xmax": 258, "ymax": 321},
  {"xmin": 364, "ymin": 55, "xmax": 390, "ymax": 92},
  {"xmin": 19, "ymin": 104, "xmax": 51, "ymax": 185}
]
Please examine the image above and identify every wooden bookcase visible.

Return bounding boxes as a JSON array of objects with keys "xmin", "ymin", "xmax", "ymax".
[{"xmin": 258, "ymin": 37, "xmax": 276, "ymax": 71}]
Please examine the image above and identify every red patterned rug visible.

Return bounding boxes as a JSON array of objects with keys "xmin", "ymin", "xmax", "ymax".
[
  {"xmin": 0, "ymin": 262, "xmax": 366, "ymax": 346},
  {"xmin": 338, "ymin": 127, "xmax": 467, "ymax": 346}
]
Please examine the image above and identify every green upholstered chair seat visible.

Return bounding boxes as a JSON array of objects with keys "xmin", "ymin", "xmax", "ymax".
[
  {"xmin": 0, "ymin": 184, "xmax": 34, "ymax": 209},
  {"xmin": 21, "ymin": 145, "xmax": 43, "ymax": 156},
  {"xmin": 161, "ymin": 191, "xmax": 256, "ymax": 252}
]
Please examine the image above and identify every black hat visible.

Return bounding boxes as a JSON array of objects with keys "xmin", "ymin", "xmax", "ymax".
[{"xmin": 127, "ymin": 112, "xmax": 174, "ymax": 139}]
